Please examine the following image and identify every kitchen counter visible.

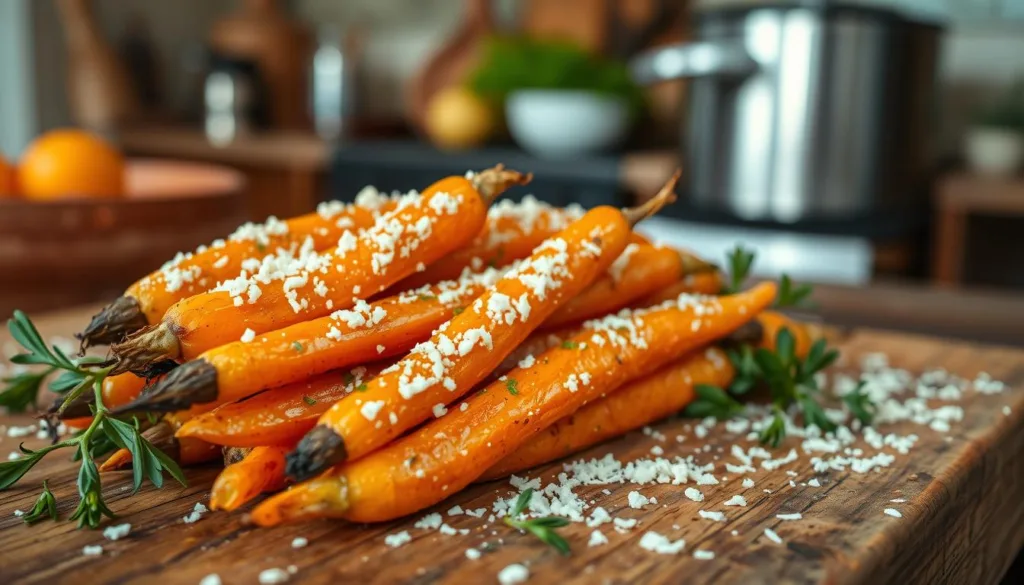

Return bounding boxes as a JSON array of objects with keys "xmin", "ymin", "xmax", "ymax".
[{"xmin": 0, "ymin": 284, "xmax": 1022, "ymax": 584}]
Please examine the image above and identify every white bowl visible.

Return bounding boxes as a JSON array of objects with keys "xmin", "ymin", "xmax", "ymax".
[
  {"xmin": 964, "ymin": 127, "xmax": 1024, "ymax": 177},
  {"xmin": 505, "ymin": 90, "xmax": 631, "ymax": 158}
]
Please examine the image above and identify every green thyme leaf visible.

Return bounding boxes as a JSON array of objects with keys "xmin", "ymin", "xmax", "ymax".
[
  {"xmin": 504, "ymin": 488, "xmax": 572, "ymax": 556},
  {"xmin": 22, "ymin": 480, "xmax": 58, "ymax": 525},
  {"xmin": 69, "ymin": 453, "xmax": 116, "ymax": 529},
  {"xmin": 775, "ymin": 274, "xmax": 814, "ymax": 308},
  {"xmin": 0, "ymin": 445, "xmax": 51, "ymax": 489},
  {"xmin": 102, "ymin": 417, "xmax": 186, "ymax": 493},
  {"xmin": 292, "ymin": 342, "xmax": 304, "ymax": 352},
  {"xmin": 759, "ymin": 410, "xmax": 787, "ymax": 448},
  {"xmin": 723, "ymin": 245, "xmax": 756, "ymax": 294},
  {"xmin": 302, "ymin": 395, "xmax": 317, "ymax": 406},
  {"xmin": 418, "ymin": 294, "xmax": 437, "ymax": 302},
  {"xmin": 684, "ymin": 385, "xmax": 744, "ymax": 419},
  {"xmin": 453, "ymin": 307, "xmax": 465, "ymax": 316},
  {"xmin": 842, "ymin": 381, "xmax": 876, "ymax": 425},
  {"xmin": 561, "ymin": 340, "xmax": 579, "ymax": 350},
  {"xmin": 355, "ymin": 383, "xmax": 368, "ymax": 392},
  {"xmin": 505, "ymin": 378, "xmax": 519, "ymax": 395}
]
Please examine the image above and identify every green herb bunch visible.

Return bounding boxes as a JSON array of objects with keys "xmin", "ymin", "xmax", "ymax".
[
  {"xmin": 0, "ymin": 311, "xmax": 185, "ymax": 529},
  {"xmin": 468, "ymin": 36, "xmax": 646, "ymax": 115},
  {"xmin": 504, "ymin": 488, "xmax": 571, "ymax": 555}
]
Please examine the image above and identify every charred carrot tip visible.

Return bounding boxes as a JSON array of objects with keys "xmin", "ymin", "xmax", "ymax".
[
  {"xmin": 110, "ymin": 323, "xmax": 182, "ymax": 376},
  {"xmin": 285, "ymin": 426, "xmax": 348, "ymax": 482},
  {"xmin": 623, "ymin": 169, "xmax": 681, "ymax": 227},
  {"xmin": 472, "ymin": 166, "xmax": 533, "ymax": 203},
  {"xmin": 100, "ymin": 448, "xmax": 134, "ymax": 472},
  {"xmin": 76, "ymin": 296, "xmax": 148, "ymax": 352},
  {"xmin": 112, "ymin": 360, "xmax": 219, "ymax": 415}
]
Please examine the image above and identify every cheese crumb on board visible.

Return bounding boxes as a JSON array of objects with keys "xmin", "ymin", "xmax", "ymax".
[
  {"xmin": 183, "ymin": 502, "xmax": 208, "ymax": 524},
  {"xmin": 884, "ymin": 508, "xmax": 903, "ymax": 518},
  {"xmin": 684, "ymin": 487, "xmax": 704, "ymax": 502},
  {"xmin": 199, "ymin": 574, "xmax": 222, "ymax": 585},
  {"xmin": 693, "ymin": 550, "xmax": 716, "ymax": 560},
  {"xmin": 498, "ymin": 563, "xmax": 530, "ymax": 585},
  {"xmin": 291, "ymin": 537, "xmax": 308, "ymax": 549},
  {"xmin": 698, "ymin": 510, "xmax": 725, "ymax": 522},
  {"xmin": 639, "ymin": 531, "xmax": 686, "ymax": 554},
  {"xmin": 763, "ymin": 528, "xmax": 783, "ymax": 544},
  {"xmin": 776, "ymin": 513, "xmax": 802, "ymax": 521},
  {"xmin": 384, "ymin": 531, "xmax": 412, "ymax": 548},
  {"xmin": 82, "ymin": 545, "xmax": 103, "ymax": 556},
  {"xmin": 724, "ymin": 495, "xmax": 747, "ymax": 507},
  {"xmin": 102, "ymin": 523, "xmax": 131, "ymax": 541},
  {"xmin": 465, "ymin": 548, "xmax": 481, "ymax": 560},
  {"xmin": 627, "ymin": 491, "xmax": 650, "ymax": 509},
  {"xmin": 258, "ymin": 568, "xmax": 290, "ymax": 584},
  {"xmin": 588, "ymin": 530, "xmax": 609, "ymax": 547}
]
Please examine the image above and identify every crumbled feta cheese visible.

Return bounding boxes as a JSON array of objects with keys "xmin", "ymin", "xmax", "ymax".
[
  {"xmin": 183, "ymin": 502, "xmax": 208, "ymax": 523},
  {"xmin": 102, "ymin": 523, "xmax": 131, "ymax": 541},
  {"xmin": 82, "ymin": 545, "xmax": 103, "ymax": 556},
  {"xmin": 199, "ymin": 574, "xmax": 222, "ymax": 585},
  {"xmin": 291, "ymin": 537, "xmax": 308, "ymax": 549},
  {"xmin": 698, "ymin": 510, "xmax": 725, "ymax": 522},
  {"xmin": 742, "ymin": 478, "xmax": 755, "ymax": 488},
  {"xmin": 465, "ymin": 548, "xmax": 481, "ymax": 560},
  {"xmin": 763, "ymin": 528, "xmax": 783, "ymax": 544},
  {"xmin": 693, "ymin": 550, "xmax": 716, "ymax": 560},
  {"xmin": 498, "ymin": 563, "xmax": 530, "ymax": 585},
  {"xmin": 776, "ymin": 513, "xmax": 802, "ymax": 521},
  {"xmin": 684, "ymin": 487, "xmax": 704, "ymax": 502},
  {"xmin": 240, "ymin": 328, "xmax": 256, "ymax": 343},
  {"xmin": 724, "ymin": 495, "xmax": 747, "ymax": 507},
  {"xmin": 384, "ymin": 531, "xmax": 412, "ymax": 547},
  {"xmin": 258, "ymin": 568, "xmax": 290, "ymax": 584},
  {"xmin": 360, "ymin": 400, "xmax": 385, "ymax": 421},
  {"xmin": 883, "ymin": 508, "xmax": 902, "ymax": 518},
  {"xmin": 588, "ymin": 530, "xmax": 609, "ymax": 547},
  {"xmin": 627, "ymin": 491, "xmax": 650, "ymax": 509},
  {"xmin": 639, "ymin": 531, "xmax": 686, "ymax": 554}
]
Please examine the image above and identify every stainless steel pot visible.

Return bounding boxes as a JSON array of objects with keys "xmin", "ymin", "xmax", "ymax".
[{"xmin": 631, "ymin": 3, "xmax": 944, "ymax": 223}]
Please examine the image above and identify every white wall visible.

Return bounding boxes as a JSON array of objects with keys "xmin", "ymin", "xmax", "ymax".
[{"xmin": 0, "ymin": 0, "xmax": 37, "ymax": 156}]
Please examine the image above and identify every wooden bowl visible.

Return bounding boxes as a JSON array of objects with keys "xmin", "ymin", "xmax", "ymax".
[{"xmin": 0, "ymin": 159, "xmax": 247, "ymax": 317}]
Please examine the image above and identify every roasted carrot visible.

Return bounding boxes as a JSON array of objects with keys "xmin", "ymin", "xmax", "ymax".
[
  {"xmin": 481, "ymin": 312, "xmax": 823, "ymax": 479},
  {"xmin": 109, "ymin": 167, "xmax": 530, "ymax": 376},
  {"xmin": 99, "ymin": 413, "xmax": 219, "ymax": 471},
  {"xmin": 210, "ymin": 445, "xmax": 291, "ymax": 511},
  {"xmin": 284, "ymin": 174, "xmax": 680, "ymax": 481},
  {"xmin": 390, "ymin": 195, "xmax": 585, "ymax": 291},
  {"xmin": 78, "ymin": 188, "xmax": 403, "ymax": 349},
  {"xmin": 639, "ymin": 271, "xmax": 725, "ymax": 306},
  {"xmin": 251, "ymin": 282, "xmax": 776, "ymax": 525},
  {"xmin": 482, "ymin": 347, "xmax": 733, "ymax": 480},
  {"xmin": 176, "ymin": 364, "xmax": 388, "ymax": 447},
  {"xmin": 62, "ymin": 373, "xmax": 150, "ymax": 428},
  {"xmin": 542, "ymin": 244, "xmax": 716, "ymax": 330},
  {"xmin": 134, "ymin": 240, "xmax": 714, "ymax": 416}
]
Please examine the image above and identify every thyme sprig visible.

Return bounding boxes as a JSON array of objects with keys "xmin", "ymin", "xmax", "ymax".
[
  {"xmin": 0, "ymin": 311, "xmax": 186, "ymax": 529},
  {"xmin": 504, "ymin": 488, "xmax": 571, "ymax": 555}
]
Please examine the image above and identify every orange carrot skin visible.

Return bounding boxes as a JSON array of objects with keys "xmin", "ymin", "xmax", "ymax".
[
  {"xmin": 314, "ymin": 205, "xmax": 633, "ymax": 464},
  {"xmin": 198, "ymin": 268, "xmax": 503, "ymax": 407},
  {"xmin": 63, "ymin": 373, "xmax": 149, "ymax": 429},
  {"xmin": 252, "ymin": 283, "xmax": 775, "ymax": 525},
  {"xmin": 167, "ymin": 177, "xmax": 491, "ymax": 360},
  {"xmin": 482, "ymin": 347, "xmax": 733, "ymax": 480},
  {"xmin": 177, "ymin": 364, "xmax": 387, "ymax": 447},
  {"xmin": 484, "ymin": 312, "xmax": 822, "ymax": 480},
  {"xmin": 640, "ymin": 272, "xmax": 724, "ymax": 306},
  {"xmin": 543, "ymin": 244, "xmax": 685, "ymax": 330},
  {"xmin": 392, "ymin": 197, "xmax": 584, "ymax": 290},
  {"xmin": 210, "ymin": 445, "xmax": 291, "ymax": 511},
  {"xmin": 129, "ymin": 196, "xmax": 397, "ymax": 324}
]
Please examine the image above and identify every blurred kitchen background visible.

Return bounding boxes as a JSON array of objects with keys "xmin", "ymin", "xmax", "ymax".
[{"xmin": 1, "ymin": 0, "xmax": 1024, "ymax": 342}]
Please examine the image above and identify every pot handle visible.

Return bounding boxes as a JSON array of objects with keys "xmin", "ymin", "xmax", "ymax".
[{"xmin": 630, "ymin": 41, "xmax": 757, "ymax": 85}]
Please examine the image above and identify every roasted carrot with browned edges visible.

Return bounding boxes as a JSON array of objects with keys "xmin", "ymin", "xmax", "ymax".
[
  {"xmin": 210, "ymin": 446, "xmax": 291, "ymax": 511},
  {"xmin": 251, "ymin": 282, "xmax": 775, "ymax": 525},
  {"xmin": 390, "ymin": 195, "xmax": 585, "ymax": 291},
  {"xmin": 284, "ymin": 173, "xmax": 681, "ymax": 481},
  {"xmin": 482, "ymin": 312, "xmax": 822, "ymax": 480},
  {"xmin": 78, "ymin": 188, "xmax": 403, "ymax": 349},
  {"xmin": 137, "ymin": 241, "xmax": 715, "ymax": 417},
  {"xmin": 176, "ymin": 364, "xmax": 387, "ymax": 447},
  {"xmin": 109, "ymin": 167, "xmax": 530, "ymax": 378}
]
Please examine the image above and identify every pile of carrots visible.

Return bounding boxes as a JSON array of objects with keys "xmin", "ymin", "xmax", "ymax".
[{"xmin": 65, "ymin": 165, "xmax": 813, "ymax": 525}]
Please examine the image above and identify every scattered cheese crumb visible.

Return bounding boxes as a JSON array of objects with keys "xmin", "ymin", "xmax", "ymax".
[
  {"xmin": 627, "ymin": 491, "xmax": 650, "ymax": 509},
  {"xmin": 183, "ymin": 502, "xmax": 208, "ymax": 523},
  {"xmin": 889, "ymin": 498, "xmax": 906, "ymax": 503},
  {"xmin": 693, "ymin": 550, "xmax": 716, "ymax": 560},
  {"xmin": 1003, "ymin": 406, "xmax": 1012, "ymax": 416},
  {"xmin": 698, "ymin": 510, "xmax": 725, "ymax": 522},
  {"xmin": 613, "ymin": 517, "xmax": 638, "ymax": 530},
  {"xmin": 82, "ymin": 545, "xmax": 103, "ymax": 556},
  {"xmin": 684, "ymin": 487, "xmax": 704, "ymax": 502},
  {"xmin": 384, "ymin": 530, "xmax": 412, "ymax": 548},
  {"xmin": 240, "ymin": 328, "xmax": 256, "ymax": 343},
  {"xmin": 102, "ymin": 523, "xmax": 131, "ymax": 541},
  {"xmin": 742, "ymin": 477, "xmax": 755, "ymax": 488},
  {"xmin": 199, "ymin": 574, "xmax": 222, "ymax": 585},
  {"xmin": 448, "ymin": 505, "xmax": 464, "ymax": 516},
  {"xmin": 432, "ymin": 403, "xmax": 448, "ymax": 418},
  {"xmin": 808, "ymin": 478, "xmax": 821, "ymax": 487},
  {"xmin": 291, "ymin": 537, "xmax": 308, "ymax": 549},
  {"xmin": 498, "ymin": 563, "xmax": 530, "ymax": 585},
  {"xmin": 884, "ymin": 508, "xmax": 902, "ymax": 518},
  {"xmin": 763, "ymin": 528, "xmax": 783, "ymax": 544},
  {"xmin": 465, "ymin": 548, "xmax": 481, "ymax": 560},
  {"xmin": 588, "ymin": 530, "xmax": 608, "ymax": 547},
  {"xmin": 360, "ymin": 400, "xmax": 385, "ymax": 421},
  {"xmin": 724, "ymin": 495, "xmax": 747, "ymax": 507},
  {"xmin": 776, "ymin": 513, "xmax": 802, "ymax": 521},
  {"xmin": 639, "ymin": 531, "xmax": 686, "ymax": 554},
  {"xmin": 258, "ymin": 568, "xmax": 290, "ymax": 584}
]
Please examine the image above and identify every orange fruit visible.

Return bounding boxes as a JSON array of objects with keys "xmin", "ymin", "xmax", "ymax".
[
  {"xmin": 0, "ymin": 153, "xmax": 16, "ymax": 198},
  {"xmin": 18, "ymin": 129, "xmax": 125, "ymax": 200}
]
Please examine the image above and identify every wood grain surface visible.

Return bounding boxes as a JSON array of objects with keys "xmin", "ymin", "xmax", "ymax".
[{"xmin": 0, "ymin": 307, "xmax": 1022, "ymax": 585}]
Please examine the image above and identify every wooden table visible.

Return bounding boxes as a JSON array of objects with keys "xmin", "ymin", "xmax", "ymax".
[
  {"xmin": 932, "ymin": 173, "xmax": 1024, "ymax": 287},
  {"xmin": 1, "ymin": 304, "xmax": 1023, "ymax": 584}
]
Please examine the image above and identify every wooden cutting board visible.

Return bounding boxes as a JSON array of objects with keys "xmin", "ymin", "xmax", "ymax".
[{"xmin": 0, "ymin": 307, "xmax": 1022, "ymax": 585}]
